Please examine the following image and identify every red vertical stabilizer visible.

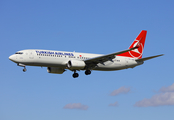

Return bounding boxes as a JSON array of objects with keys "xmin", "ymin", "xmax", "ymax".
[{"xmin": 117, "ymin": 30, "xmax": 147, "ymax": 59}]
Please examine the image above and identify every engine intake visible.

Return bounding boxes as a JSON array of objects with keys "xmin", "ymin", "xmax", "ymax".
[
  {"xmin": 67, "ymin": 60, "xmax": 86, "ymax": 70},
  {"xmin": 47, "ymin": 67, "xmax": 65, "ymax": 74}
]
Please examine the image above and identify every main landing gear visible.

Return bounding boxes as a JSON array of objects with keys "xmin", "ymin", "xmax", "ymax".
[
  {"xmin": 72, "ymin": 70, "xmax": 91, "ymax": 78},
  {"xmin": 73, "ymin": 71, "xmax": 79, "ymax": 78},
  {"xmin": 85, "ymin": 70, "xmax": 91, "ymax": 75}
]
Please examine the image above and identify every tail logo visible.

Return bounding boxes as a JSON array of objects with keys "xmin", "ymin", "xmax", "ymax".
[
  {"xmin": 129, "ymin": 40, "xmax": 143, "ymax": 58},
  {"xmin": 117, "ymin": 30, "xmax": 146, "ymax": 59}
]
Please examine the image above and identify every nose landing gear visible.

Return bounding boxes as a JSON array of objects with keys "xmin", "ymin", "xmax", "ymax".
[
  {"xmin": 23, "ymin": 67, "xmax": 27, "ymax": 72},
  {"xmin": 17, "ymin": 63, "xmax": 27, "ymax": 72}
]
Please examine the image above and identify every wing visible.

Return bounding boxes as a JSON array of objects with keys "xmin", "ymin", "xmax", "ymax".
[{"xmin": 84, "ymin": 47, "xmax": 138, "ymax": 68}]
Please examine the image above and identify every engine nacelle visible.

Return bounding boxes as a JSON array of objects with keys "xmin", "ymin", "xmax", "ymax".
[
  {"xmin": 47, "ymin": 67, "xmax": 65, "ymax": 74},
  {"xmin": 67, "ymin": 60, "xmax": 86, "ymax": 70}
]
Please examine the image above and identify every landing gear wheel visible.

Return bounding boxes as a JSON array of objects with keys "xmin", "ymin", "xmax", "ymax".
[
  {"xmin": 85, "ymin": 70, "xmax": 91, "ymax": 75},
  {"xmin": 23, "ymin": 68, "xmax": 27, "ymax": 72},
  {"xmin": 73, "ymin": 73, "xmax": 79, "ymax": 78}
]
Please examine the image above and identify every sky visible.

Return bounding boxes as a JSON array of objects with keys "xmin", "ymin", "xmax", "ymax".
[{"xmin": 1, "ymin": 0, "xmax": 174, "ymax": 120}]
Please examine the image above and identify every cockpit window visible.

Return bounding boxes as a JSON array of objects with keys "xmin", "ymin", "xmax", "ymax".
[{"xmin": 15, "ymin": 52, "xmax": 23, "ymax": 54}]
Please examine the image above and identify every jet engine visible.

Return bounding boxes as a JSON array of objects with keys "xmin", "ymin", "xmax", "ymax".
[
  {"xmin": 47, "ymin": 67, "xmax": 65, "ymax": 74},
  {"xmin": 67, "ymin": 60, "xmax": 86, "ymax": 70}
]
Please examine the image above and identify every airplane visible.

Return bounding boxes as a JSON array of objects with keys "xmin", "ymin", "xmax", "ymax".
[{"xmin": 9, "ymin": 30, "xmax": 163, "ymax": 78}]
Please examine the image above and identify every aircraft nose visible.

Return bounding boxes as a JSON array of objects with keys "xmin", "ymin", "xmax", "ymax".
[
  {"xmin": 9, "ymin": 55, "xmax": 12, "ymax": 60},
  {"xmin": 9, "ymin": 55, "xmax": 15, "ymax": 62}
]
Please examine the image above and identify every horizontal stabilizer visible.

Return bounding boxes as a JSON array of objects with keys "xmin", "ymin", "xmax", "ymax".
[{"xmin": 136, "ymin": 54, "xmax": 164, "ymax": 62}]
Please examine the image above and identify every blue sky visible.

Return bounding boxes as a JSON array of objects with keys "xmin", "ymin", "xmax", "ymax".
[{"xmin": 1, "ymin": 0, "xmax": 174, "ymax": 120}]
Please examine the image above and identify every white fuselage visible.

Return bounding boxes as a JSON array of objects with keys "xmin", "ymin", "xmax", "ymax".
[
  {"xmin": 9, "ymin": 30, "xmax": 163, "ymax": 78},
  {"xmin": 9, "ymin": 49, "xmax": 143, "ymax": 71}
]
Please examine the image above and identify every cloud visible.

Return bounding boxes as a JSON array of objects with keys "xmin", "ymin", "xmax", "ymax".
[
  {"xmin": 135, "ymin": 83, "xmax": 174, "ymax": 107},
  {"xmin": 63, "ymin": 103, "xmax": 88, "ymax": 110},
  {"xmin": 159, "ymin": 83, "xmax": 174, "ymax": 92},
  {"xmin": 135, "ymin": 92, "xmax": 174, "ymax": 107},
  {"xmin": 110, "ymin": 86, "xmax": 131, "ymax": 96},
  {"xmin": 109, "ymin": 102, "xmax": 118, "ymax": 107}
]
